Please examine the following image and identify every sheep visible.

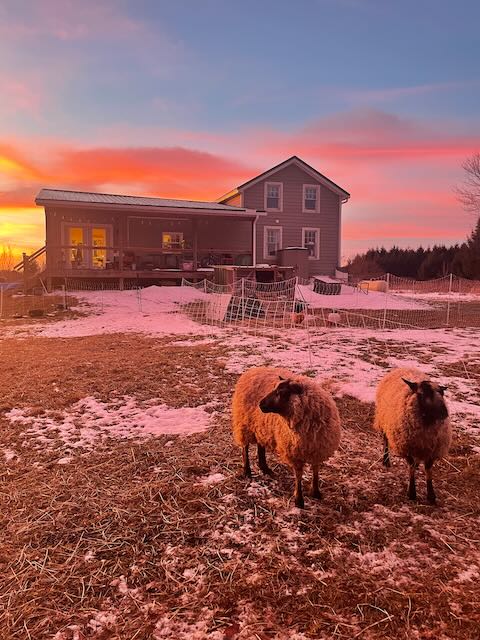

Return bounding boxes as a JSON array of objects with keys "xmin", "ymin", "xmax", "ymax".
[
  {"xmin": 232, "ymin": 366, "xmax": 341, "ymax": 508},
  {"xmin": 374, "ymin": 367, "xmax": 451, "ymax": 505}
]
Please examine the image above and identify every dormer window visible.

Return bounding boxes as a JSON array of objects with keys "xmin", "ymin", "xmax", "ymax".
[
  {"xmin": 303, "ymin": 184, "xmax": 320, "ymax": 213},
  {"xmin": 265, "ymin": 182, "xmax": 283, "ymax": 211}
]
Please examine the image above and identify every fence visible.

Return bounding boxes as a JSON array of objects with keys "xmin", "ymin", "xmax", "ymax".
[
  {"xmin": 0, "ymin": 286, "xmax": 74, "ymax": 320},
  {"xmin": 369, "ymin": 273, "xmax": 480, "ymax": 295}
]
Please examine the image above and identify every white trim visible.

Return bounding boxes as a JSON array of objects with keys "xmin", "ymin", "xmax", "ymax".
[
  {"xmin": 252, "ymin": 216, "xmax": 258, "ymax": 266},
  {"xmin": 302, "ymin": 184, "xmax": 320, "ymax": 213},
  {"xmin": 264, "ymin": 182, "xmax": 283, "ymax": 212},
  {"xmin": 338, "ymin": 199, "xmax": 342, "ymax": 268},
  {"xmin": 239, "ymin": 157, "xmax": 349, "ymax": 198},
  {"xmin": 263, "ymin": 225, "xmax": 283, "ymax": 260},
  {"xmin": 61, "ymin": 222, "xmax": 113, "ymax": 269},
  {"xmin": 302, "ymin": 227, "xmax": 320, "ymax": 260}
]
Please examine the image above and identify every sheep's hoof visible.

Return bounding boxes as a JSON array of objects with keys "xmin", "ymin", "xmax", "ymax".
[
  {"xmin": 382, "ymin": 457, "xmax": 391, "ymax": 468},
  {"xmin": 241, "ymin": 468, "xmax": 252, "ymax": 480},
  {"xmin": 427, "ymin": 492, "xmax": 437, "ymax": 506},
  {"xmin": 260, "ymin": 465, "xmax": 274, "ymax": 477},
  {"xmin": 294, "ymin": 495, "xmax": 305, "ymax": 509},
  {"xmin": 407, "ymin": 488, "xmax": 417, "ymax": 501},
  {"xmin": 311, "ymin": 488, "xmax": 322, "ymax": 500}
]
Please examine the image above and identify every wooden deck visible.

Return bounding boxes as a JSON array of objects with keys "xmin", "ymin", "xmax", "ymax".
[{"xmin": 46, "ymin": 268, "xmax": 215, "ymax": 290}]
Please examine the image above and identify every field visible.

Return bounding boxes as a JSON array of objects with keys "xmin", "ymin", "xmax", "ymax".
[{"xmin": 1, "ymin": 288, "xmax": 480, "ymax": 639}]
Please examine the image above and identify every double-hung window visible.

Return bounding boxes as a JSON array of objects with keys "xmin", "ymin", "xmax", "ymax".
[
  {"xmin": 302, "ymin": 227, "xmax": 320, "ymax": 259},
  {"xmin": 264, "ymin": 226, "xmax": 282, "ymax": 260},
  {"xmin": 303, "ymin": 184, "xmax": 320, "ymax": 213},
  {"xmin": 264, "ymin": 182, "xmax": 283, "ymax": 211},
  {"xmin": 162, "ymin": 232, "xmax": 184, "ymax": 249}
]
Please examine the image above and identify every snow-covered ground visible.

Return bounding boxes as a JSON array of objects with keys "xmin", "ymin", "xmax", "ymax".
[
  {"xmin": 6, "ymin": 284, "xmax": 436, "ymax": 340},
  {"xmin": 4, "ymin": 287, "xmax": 480, "ymax": 455},
  {"xmin": 297, "ymin": 282, "xmax": 427, "ymax": 310},
  {"xmin": 3, "ymin": 285, "xmax": 480, "ymax": 638}
]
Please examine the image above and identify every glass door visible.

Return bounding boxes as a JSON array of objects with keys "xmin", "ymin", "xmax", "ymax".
[
  {"xmin": 69, "ymin": 227, "xmax": 86, "ymax": 268},
  {"xmin": 92, "ymin": 227, "xmax": 107, "ymax": 269},
  {"xmin": 65, "ymin": 225, "xmax": 111, "ymax": 268}
]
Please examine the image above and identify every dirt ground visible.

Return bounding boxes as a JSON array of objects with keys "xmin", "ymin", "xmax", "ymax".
[{"xmin": 1, "ymin": 332, "xmax": 479, "ymax": 639}]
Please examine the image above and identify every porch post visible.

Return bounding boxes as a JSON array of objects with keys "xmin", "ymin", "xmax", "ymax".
[
  {"xmin": 192, "ymin": 218, "xmax": 198, "ymax": 270},
  {"xmin": 22, "ymin": 252, "xmax": 28, "ymax": 294},
  {"xmin": 252, "ymin": 216, "xmax": 258, "ymax": 267}
]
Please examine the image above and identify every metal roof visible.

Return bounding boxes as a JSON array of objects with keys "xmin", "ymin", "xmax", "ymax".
[{"xmin": 36, "ymin": 188, "xmax": 248, "ymax": 212}]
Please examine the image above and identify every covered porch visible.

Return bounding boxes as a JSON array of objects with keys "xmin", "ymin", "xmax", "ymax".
[{"xmin": 35, "ymin": 192, "xmax": 264, "ymax": 289}]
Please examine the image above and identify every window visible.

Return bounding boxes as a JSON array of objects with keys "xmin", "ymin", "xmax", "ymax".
[
  {"xmin": 92, "ymin": 227, "xmax": 107, "ymax": 269},
  {"xmin": 69, "ymin": 227, "xmax": 85, "ymax": 267},
  {"xmin": 303, "ymin": 184, "xmax": 320, "ymax": 213},
  {"xmin": 162, "ymin": 232, "xmax": 184, "ymax": 249},
  {"xmin": 263, "ymin": 226, "xmax": 282, "ymax": 260},
  {"xmin": 264, "ymin": 182, "xmax": 283, "ymax": 211},
  {"xmin": 302, "ymin": 227, "xmax": 320, "ymax": 259}
]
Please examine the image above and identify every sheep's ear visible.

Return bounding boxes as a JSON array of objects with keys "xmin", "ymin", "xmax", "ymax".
[
  {"xmin": 439, "ymin": 385, "xmax": 447, "ymax": 394},
  {"xmin": 402, "ymin": 378, "xmax": 418, "ymax": 392},
  {"xmin": 288, "ymin": 382, "xmax": 303, "ymax": 396},
  {"xmin": 279, "ymin": 375, "xmax": 286, "ymax": 381}
]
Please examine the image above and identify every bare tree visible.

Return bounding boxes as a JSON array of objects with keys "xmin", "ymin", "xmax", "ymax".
[
  {"xmin": 456, "ymin": 153, "xmax": 480, "ymax": 214},
  {"xmin": 0, "ymin": 245, "xmax": 17, "ymax": 271}
]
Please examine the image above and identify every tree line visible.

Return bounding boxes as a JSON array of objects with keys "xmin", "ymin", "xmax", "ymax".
[
  {"xmin": 346, "ymin": 153, "xmax": 480, "ymax": 280},
  {"xmin": 345, "ymin": 217, "xmax": 480, "ymax": 280}
]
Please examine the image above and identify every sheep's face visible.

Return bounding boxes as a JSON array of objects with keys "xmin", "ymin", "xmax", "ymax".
[
  {"xmin": 403, "ymin": 378, "xmax": 448, "ymax": 424},
  {"xmin": 259, "ymin": 378, "xmax": 303, "ymax": 419}
]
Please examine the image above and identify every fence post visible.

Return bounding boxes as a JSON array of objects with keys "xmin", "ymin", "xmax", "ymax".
[
  {"xmin": 61, "ymin": 284, "xmax": 67, "ymax": 310},
  {"xmin": 449, "ymin": 273, "xmax": 453, "ymax": 294},
  {"xmin": 446, "ymin": 300, "xmax": 451, "ymax": 327}
]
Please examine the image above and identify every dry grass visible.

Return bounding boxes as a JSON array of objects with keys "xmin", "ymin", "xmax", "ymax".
[{"xmin": 1, "ymin": 334, "xmax": 479, "ymax": 639}]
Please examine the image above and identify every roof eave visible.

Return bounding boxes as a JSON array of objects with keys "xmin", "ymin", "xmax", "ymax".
[
  {"xmin": 35, "ymin": 197, "xmax": 265, "ymax": 219},
  {"xmin": 235, "ymin": 155, "xmax": 350, "ymax": 199},
  {"xmin": 216, "ymin": 188, "xmax": 240, "ymax": 204}
]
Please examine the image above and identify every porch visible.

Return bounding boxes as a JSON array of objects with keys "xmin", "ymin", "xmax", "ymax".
[{"xmin": 34, "ymin": 189, "xmax": 266, "ymax": 291}]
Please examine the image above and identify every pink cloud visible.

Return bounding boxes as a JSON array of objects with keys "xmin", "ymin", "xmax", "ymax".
[
  {"xmin": 2, "ymin": 108, "xmax": 479, "ymax": 256},
  {"xmin": 0, "ymin": 73, "xmax": 44, "ymax": 116}
]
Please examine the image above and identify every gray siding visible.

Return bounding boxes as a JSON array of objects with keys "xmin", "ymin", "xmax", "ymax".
[
  {"xmin": 45, "ymin": 206, "xmax": 253, "ymax": 270},
  {"xmin": 241, "ymin": 164, "xmax": 341, "ymax": 276}
]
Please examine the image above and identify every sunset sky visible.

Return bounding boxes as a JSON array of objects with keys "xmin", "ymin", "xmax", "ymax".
[{"xmin": 1, "ymin": 0, "xmax": 479, "ymax": 262}]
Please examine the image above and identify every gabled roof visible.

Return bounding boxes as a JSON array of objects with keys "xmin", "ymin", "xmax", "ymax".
[
  {"xmin": 36, "ymin": 188, "xmax": 247, "ymax": 212},
  {"xmin": 217, "ymin": 155, "xmax": 350, "ymax": 203}
]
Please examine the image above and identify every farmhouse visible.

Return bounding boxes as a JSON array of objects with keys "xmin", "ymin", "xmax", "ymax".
[{"xmin": 29, "ymin": 156, "xmax": 349, "ymax": 289}]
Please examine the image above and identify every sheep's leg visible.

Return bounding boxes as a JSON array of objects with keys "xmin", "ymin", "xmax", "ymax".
[
  {"xmin": 425, "ymin": 459, "xmax": 437, "ymax": 505},
  {"xmin": 382, "ymin": 433, "xmax": 391, "ymax": 468},
  {"xmin": 242, "ymin": 445, "xmax": 252, "ymax": 478},
  {"xmin": 293, "ymin": 463, "xmax": 305, "ymax": 509},
  {"xmin": 257, "ymin": 444, "xmax": 273, "ymax": 476},
  {"xmin": 406, "ymin": 455, "xmax": 417, "ymax": 501},
  {"xmin": 311, "ymin": 463, "xmax": 321, "ymax": 499}
]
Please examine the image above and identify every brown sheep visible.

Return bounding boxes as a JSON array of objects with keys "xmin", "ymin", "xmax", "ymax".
[
  {"xmin": 232, "ymin": 366, "xmax": 341, "ymax": 508},
  {"xmin": 374, "ymin": 367, "xmax": 451, "ymax": 505}
]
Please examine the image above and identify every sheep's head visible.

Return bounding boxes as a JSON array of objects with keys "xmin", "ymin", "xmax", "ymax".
[
  {"xmin": 402, "ymin": 378, "xmax": 448, "ymax": 424},
  {"xmin": 259, "ymin": 377, "xmax": 303, "ymax": 419}
]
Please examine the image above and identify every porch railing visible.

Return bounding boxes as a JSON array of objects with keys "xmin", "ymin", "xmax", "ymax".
[{"xmin": 46, "ymin": 245, "xmax": 252, "ymax": 272}]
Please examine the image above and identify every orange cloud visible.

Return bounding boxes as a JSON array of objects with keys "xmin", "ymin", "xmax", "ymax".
[{"xmin": 1, "ymin": 109, "xmax": 478, "ymax": 257}]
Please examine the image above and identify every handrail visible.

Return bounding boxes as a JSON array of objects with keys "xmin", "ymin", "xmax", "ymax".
[{"xmin": 14, "ymin": 246, "xmax": 46, "ymax": 271}]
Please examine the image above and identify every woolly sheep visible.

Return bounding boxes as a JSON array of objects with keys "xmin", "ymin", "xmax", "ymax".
[
  {"xmin": 374, "ymin": 367, "xmax": 451, "ymax": 505},
  {"xmin": 232, "ymin": 366, "xmax": 341, "ymax": 508}
]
